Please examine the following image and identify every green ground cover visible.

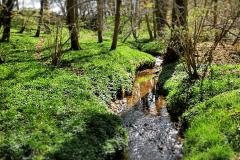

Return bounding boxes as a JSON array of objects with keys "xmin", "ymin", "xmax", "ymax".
[
  {"xmin": 0, "ymin": 29, "xmax": 155, "ymax": 159},
  {"xmin": 160, "ymin": 62, "xmax": 240, "ymax": 159}
]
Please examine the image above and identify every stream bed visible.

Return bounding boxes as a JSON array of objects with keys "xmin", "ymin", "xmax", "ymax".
[{"xmin": 110, "ymin": 57, "xmax": 183, "ymax": 160}]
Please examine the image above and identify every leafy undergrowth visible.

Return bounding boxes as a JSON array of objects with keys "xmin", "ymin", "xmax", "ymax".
[
  {"xmin": 61, "ymin": 40, "xmax": 155, "ymax": 102},
  {"xmin": 159, "ymin": 63, "xmax": 240, "ymax": 159},
  {"xmin": 129, "ymin": 39, "xmax": 167, "ymax": 56},
  {"xmin": 0, "ymin": 30, "xmax": 155, "ymax": 159},
  {"xmin": 163, "ymin": 64, "xmax": 240, "ymax": 118}
]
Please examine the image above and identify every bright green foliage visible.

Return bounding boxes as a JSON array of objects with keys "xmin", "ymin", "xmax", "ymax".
[
  {"xmin": 164, "ymin": 64, "xmax": 240, "ymax": 117},
  {"xmin": 0, "ymin": 30, "xmax": 155, "ymax": 159},
  {"xmin": 184, "ymin": 90, "xmax": 240, "ymax": 160},
  {"xmin": 160, "ymin": 63, "xmax": 240, "ymax": 159},
  {"xmin": 61, "ymin": 40, "xmax": 155, "ymax": 102},
  {"xmin": 129, "ymin": 40, "xmax": 167, "ymax": 55}
]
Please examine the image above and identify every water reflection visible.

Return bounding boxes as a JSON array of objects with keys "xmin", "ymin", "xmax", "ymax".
[
  {"xmin": 110, "ymin": 66, "xmax": 164, "ymax": 115},
  {"xmin": 110, "ymin": 57, "xmax": 183, "ymax": 160}
]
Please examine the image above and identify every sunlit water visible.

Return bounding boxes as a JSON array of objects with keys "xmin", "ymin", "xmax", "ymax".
[{"xmin": 110, "ymin": 57, "xmax": 183, "ymax": 160}]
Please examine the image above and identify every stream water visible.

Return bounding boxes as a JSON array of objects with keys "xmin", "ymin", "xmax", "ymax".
[{"xmin": 110, "ymin": 57, "xmax": 183, "ymax": 160}]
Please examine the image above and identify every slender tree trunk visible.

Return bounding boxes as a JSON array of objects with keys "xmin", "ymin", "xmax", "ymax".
[
  {"xmin": 145, "ymin": 14, "xmax": 153, "ymax": 41},
  {"xmin": 1, "ymin": 0, "xmax": 14, "ymax": 42},
  {"xmin": 97, "ymin": 0, "xmax": 104, "ymax": 43},
  {"xmin": 0, "ymin": 56, "xmax": 4, "ymax": 63},
  {"xmin": 67, "ymin": 0, "xmax": 80, "ymax": 50},
  {"xmin": 131, "ymin": 0, "xmax": 138, "ymax": 40},
  {"xmin": 111, "ymin": 0, "xmax": 122, "ymax": 50},
  {"xmin": 213, "ymin": 0, "xmax": 218, "ymax": 39},
  {"xmin": 52, "ymin": 24, "xmax": 63, "ymax": 66},
  {"xmin": 232, "ymin": 30, "xmax": 240, "ymax": 46},
  {"xmin": 18, "ymin": 0, "xmax": 25, "ymax": 33},
  {"xmin": 15, "ymin": 0, "xmax": 19, "ymax": 10},
  {"xmin": 213, "ymin": 0, "xmax": 218, "ymax": 28},
  {"xmin": 0, "ymin": 2, "xmax": 2, "ymax": 29},
  {"xmin": 153, "ymin": 9, "xmax": 157, "ymax": 39},
  {"xmin": 155, "ymin": 0, "xmax": 168, "ymax": 37},
  {"xmin": 35, "ymin": 0, "xmax": 44, "ymax": 37},
  {"xmin": 19, "ymin": 10, "xmax": 35, "ymax": 34},
  {"xmin": 19, "ymin": 17, "xmax": 27, "ymax": 34}
]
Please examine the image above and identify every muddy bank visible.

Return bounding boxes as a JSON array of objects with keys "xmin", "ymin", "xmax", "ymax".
[{"xmin": 110, "ymin": 57, "xmax": 183, "ymax": 160}]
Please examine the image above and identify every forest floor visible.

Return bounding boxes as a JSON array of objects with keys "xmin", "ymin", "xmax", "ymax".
[
  {"xmin": 0, "ymin": 29, "xmax": 155, "ymax": 159},
  {"xmin": 0, "ymin": 28, "xmax": 239, "ymax": 160},
  {"xmin": 197, "ymin": 42, "xmax": 240, "ymax": 64}
]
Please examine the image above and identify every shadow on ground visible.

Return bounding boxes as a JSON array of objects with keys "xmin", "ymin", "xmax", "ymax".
[
  {"xmin": 156, "ymin": 62, "xmax": 178, "ymax": 96},
  {"xmin": 48, "ymin": 112, "xmax": 126, "ymax": 160}
]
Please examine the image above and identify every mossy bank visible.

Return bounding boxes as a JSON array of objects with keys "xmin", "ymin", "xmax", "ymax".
[{"xmin": 159, "ymin": 62, "xmax": 240, "ymax": 159}]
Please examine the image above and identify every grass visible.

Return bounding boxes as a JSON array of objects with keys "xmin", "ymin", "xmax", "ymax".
[
  {"xmin": 0, "ymin": 29, "xmax": 155, "ymax": 159},
  {"xmin": 159, "ymin": 62, "xmax": 240, "ymax": 159}
]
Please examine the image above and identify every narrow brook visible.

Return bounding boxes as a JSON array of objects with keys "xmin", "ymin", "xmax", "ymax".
[{"xmin": 110, "ymin": 57, "xmax": 183, "ymax": 160}]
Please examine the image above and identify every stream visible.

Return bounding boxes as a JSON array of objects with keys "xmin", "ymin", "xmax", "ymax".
[{"xmin": 110, "ymin": 57, "xmax": 183, "ymax": 160}]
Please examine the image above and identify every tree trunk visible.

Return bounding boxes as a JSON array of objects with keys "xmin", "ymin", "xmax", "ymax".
[
  {"xmin": 155, "ymin": 0, "xmax": 168, "ymax": 37},
  {"xmin": 19, "ymin": 11, "xmax": 35, "ymax": 34},
  {"xmin": 97, "ymin": 0, "xmax": 104, "ymax": 43},
  {"xmin": 1, "ymin": 0, "xmax": 14, "ymax": 42},
  {"xmin": 172, "ymin": 0, "xmax": 198, "ymax": 79},
  {"xmin": 131, "ymin": 0, "xmax": 138, "ymax": 40},
  {"xmin": 52, "ymin": 24, "xmax": 63, "ymax": 66},
  {"xmin": 35, "ymin": 0, "xmax": 44, "ymax": 37},
  {"xmin": 67, "ymin": 0, "xmax": 80, "ymax": 50},
  {"xmin": 164, "ymin": 0, "xmax": 188, "ymax": 63},
  {"xmin": 145, "ymin": 14, "xmax": 153, "ymax": 41},
  {"xmin": 213, "ymin": 0, "xmax": 218, "ymax": 28},
  {"xmin": 15, "ymin": 0, "xmax": 19, "ymax": 10},
  {"xmin": 153, "ymin": 10, "xmax": 157, "ymax": 39},
  {"xmin": 172, "ymin": 0, "xmax": 188, "ymax": 28},
  {"xmin": 0, "ymin": 56, "xmax": 4, "ymax": 64},
  {"xmin": 0, "ymin": 2, "xmax": 2, "ymax": 29},
  {"xmin": 232, "ymin": 30, "xmax": 240, "ymax": 46},
  {"xmin": 213, "ymin": 0, "xmax": 218, "ymax": 39},
  {"xmin": 111, "ymin": 0, "xmax": 122, "ymax": 50}
]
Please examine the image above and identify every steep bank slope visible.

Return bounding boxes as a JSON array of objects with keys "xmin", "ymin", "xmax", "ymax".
[{"xmin": 159, "ymin": 63, "xmax": 240, "ymax": 159}]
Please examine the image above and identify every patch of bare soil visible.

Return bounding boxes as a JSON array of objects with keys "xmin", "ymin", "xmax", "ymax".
[{"xmin": 197, "ymin": 42, "xmax": 240, "ymax": 64}]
